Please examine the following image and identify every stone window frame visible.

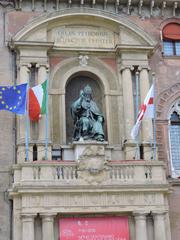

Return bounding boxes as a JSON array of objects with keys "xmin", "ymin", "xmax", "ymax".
[
  {"xmin": 160, "ymin": 20, "xmax": 180, "ymax": 57},
  {"xmin": 168, "ymin": 99, "xmax": 180, "ymax": 178},
  {"xmin": 156, "ymin": 83, "xmax": 180, "ymax": 176}
]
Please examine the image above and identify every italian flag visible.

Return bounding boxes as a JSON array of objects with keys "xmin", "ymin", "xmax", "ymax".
[{"xmin": 29, "ymin": 80, "xmax": 47, "ymax": 121}]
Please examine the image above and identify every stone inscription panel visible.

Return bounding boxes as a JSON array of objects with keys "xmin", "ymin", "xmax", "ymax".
[
  {"xmin": 51, "ymin": 26, "xmax": 115, "ymax": 49},
  {"xmin": 22, "ymin": 192, "xmax": 164, "ymax": 209}
]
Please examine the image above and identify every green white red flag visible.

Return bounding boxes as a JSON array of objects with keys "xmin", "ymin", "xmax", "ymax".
[{"xmin": 29, "ymin": 80, "xmax": 47, "ymax": 121}]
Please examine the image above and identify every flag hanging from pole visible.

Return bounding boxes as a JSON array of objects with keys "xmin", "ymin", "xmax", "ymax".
[
  {"xmin": 0, "ymin": 83, "xmax": 27, "ymax": 114},
  {"xmin": 131, "ymin": 84, "xmax": 154, "ymax": 140},
  {"xmin": 29, "ymin": 80, "xmax": 47, "ymax": 121}
]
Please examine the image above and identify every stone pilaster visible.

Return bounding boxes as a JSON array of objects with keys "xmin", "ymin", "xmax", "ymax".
[
  {"xmin": 152, "ymin": 211, "xmax": 167, "ymax": 240},
  {"xmin": 133, "ymin": 211, "xmax": 148, "ymax": 240},
  {"xmin": 36, "ymin": 64, "xmax": 49, "ymax": 142},
  {"xmin": 21, "ymin": 213, "xmax": 36, "ymax": 240},
  {"xmin": 121, "ymin": 66, "xmax": 135, "ymax": 159},
  {"xmin": 18, "ymin": 64, "xmax": 31, "ymax": 143},
  {"xmin": 40, "ymin": 213, "xmax": 56, "ymax": 240},
  {"xmin": 13, "ymin": 196, "xmax": 21, "ymax": 240},
  {"xmin": 121, "ymin": 66, "xmax": 135, "ymax": 141},
  {"xmin": 139, "ymin": 66, "xmax": 153, "ymax": 160}
]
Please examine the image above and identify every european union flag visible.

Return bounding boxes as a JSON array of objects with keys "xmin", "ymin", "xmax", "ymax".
[{"xmin": 0, "ymin": 83, "xmax": 27, "ymax": 115}]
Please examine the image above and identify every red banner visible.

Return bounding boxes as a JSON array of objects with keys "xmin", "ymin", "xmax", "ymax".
[{"xmin": 59, "ymin": 216, "xmax": 129, "ymax": 240}]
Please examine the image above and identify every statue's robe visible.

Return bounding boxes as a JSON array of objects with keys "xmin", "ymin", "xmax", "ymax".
[{"xmin": 71, "ymin": 97, "xmax": 104, "ymax": 140}]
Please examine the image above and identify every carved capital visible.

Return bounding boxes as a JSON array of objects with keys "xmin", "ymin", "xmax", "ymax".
[
  {"xmin": 120, "ymin": 65, "xmax": 134, "ymax": 73},
  {"xmin": 151, "ymin": 210, "xmax": 168, "ymax": 217},
  {"xmin": 138, "ymin": 66, "xmax": 151, "ymax": 72},
  {"xmin": 21, "ymin": 213, "xmax": 37, "ymax": 221},
  {"xmin": 36, "ymin": 63, "xmax": 49, "ymax": 69},
  {"xmin": 133, "ymin": 211, "xmax": 150, "ymax": 219},
  {"xmin": 40, "ymin": 213, "xmax": 57, "ymax": 221},
  {"xmin": 19, "ymin": 63, "xmax": 32, "ymax": 72}
]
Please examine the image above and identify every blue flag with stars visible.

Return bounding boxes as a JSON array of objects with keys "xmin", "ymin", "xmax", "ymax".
[{"xmin": 0, "ymin": 83, "xmax": 27, "ymax": 115}]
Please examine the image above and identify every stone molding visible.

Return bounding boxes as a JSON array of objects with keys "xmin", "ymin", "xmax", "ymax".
[
  {"xmin": 12, "ymin": 9, "xmax": 155, "ymax": 46},
  {"xmin": 12, "ymin": 1, "xmax": 179, "ymax": 18},
  {"xmin": 157, "ymin": 83, "xmax": 180, "ymax": 120}
]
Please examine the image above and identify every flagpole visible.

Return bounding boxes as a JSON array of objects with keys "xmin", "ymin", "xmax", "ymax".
[
  {"xmin": 45, "ymin": 68, "xmax": 49, "ymax": 160},
  {"xmin": 152, "ymin": 72, "xmax": 157, "ymax": 160},
  {"xmin": 25, "ymin": 75, "xmax": 30, "ymax": 161},
  {"xmin": 135, "ymin": 71, "xmax": 140, "ymax": 159}
]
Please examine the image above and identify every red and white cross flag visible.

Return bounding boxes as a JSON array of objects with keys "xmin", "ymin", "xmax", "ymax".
[{"xmin": 131, "ymin": 84, "xmax": 154, "ymax": 140}]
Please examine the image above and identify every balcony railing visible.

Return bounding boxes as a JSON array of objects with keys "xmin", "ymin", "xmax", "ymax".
[{"xmin": 12, "ymin": 160, "xmax": 167, "ymax": 187}]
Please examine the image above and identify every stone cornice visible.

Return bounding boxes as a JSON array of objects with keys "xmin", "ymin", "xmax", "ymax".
[
  {"xmin": 10, "ymin": 184, "xmax": 170, "ymax": 194},
  {"xmin": 11, "ymin": 1, "xmax": 179, "ymax": 18},
  {"xmin": 8, "ymin": 40, "xmax": 54, "ymax": 50},
  {"xmin": 115, "ymin": 44, "xmax": 154, "ymax": 54}
]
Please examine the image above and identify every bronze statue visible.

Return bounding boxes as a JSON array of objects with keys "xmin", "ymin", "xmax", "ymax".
[{"xmin": 71, "ymin": 85, "xmax": 104, "ymax": 142}]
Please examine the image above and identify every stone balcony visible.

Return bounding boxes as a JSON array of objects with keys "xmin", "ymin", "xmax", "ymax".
[
  {"xmin": 12, "ymin": 160, "xmax": 167, "ymax": 189},
  {"xmin": 9, "ymin": 156, "xmax": 170, "ymax": 216}
]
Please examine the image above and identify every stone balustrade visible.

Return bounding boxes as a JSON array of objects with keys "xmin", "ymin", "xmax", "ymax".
[{"xmin": 12, "ymin": 160, "xmax": 167, "ymax": 186}]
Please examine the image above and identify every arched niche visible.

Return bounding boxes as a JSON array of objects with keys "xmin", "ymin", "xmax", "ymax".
[
  {"xmin": 65, "ymin": 71, "xmax": 106, "ymax": 143},
  {"xmin": 51, "ymin": 57, "xmax": 115, "ymax": 145}
]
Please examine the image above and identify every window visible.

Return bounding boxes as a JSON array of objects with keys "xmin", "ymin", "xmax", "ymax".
[
  {"xmin": 163, "ymin": 40, "xmax": 180, "ymax": 56},
  {"xmin": 169, "ymin": 100, "xmax": 180, "ymax": 178},
  {"xmin": 162, "ymin": 23, "xmax": 180, "ymax": 56}
]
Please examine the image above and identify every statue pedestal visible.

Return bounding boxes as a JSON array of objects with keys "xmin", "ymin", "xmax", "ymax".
[
  {"xmin": 73, "ymin": 140, "xmax": 108, "ymax": 161},
  {"xmin": 72, "ymin": 141, "xmax": 108, "ymax": 183}
]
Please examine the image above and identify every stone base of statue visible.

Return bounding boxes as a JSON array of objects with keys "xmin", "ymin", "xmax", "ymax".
[{"xmin": 73, "ymin": 140, "xmax": 108, "ymax": 184}]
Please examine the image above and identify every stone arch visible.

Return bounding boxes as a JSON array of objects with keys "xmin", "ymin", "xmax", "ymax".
[
  {"xmin": 157, "ymin": 83, "xmax": 180, "ymax": 120},
  {"xmin": 13, "ymin": 9, "xmax": 155, "ymax": 46},
  {"xmin": 50, "ymin": 57, "xmax": 117, "ymax": 94}
]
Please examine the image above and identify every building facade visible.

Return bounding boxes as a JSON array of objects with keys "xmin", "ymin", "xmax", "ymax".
[{"xmin": 0, "ymin": 0, "xmax": 179, "ymax": 239}]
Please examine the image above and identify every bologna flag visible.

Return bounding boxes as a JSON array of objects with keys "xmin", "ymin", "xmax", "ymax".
[
  {"xmin": 131, "ymin": 84, "xmax": 154, "ymax": 140},
  {"xmin": 29, "ymin": 80, "xmax": 47, "ymax": 121}
]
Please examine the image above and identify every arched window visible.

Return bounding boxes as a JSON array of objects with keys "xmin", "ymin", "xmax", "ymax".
[
  {"xmin": 169, "ymin": 99, "xmax": 180, "ymax": 178},
  {"xmin": 162, "ymin": 23, "xmax": 180, "ymax": 56}
]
